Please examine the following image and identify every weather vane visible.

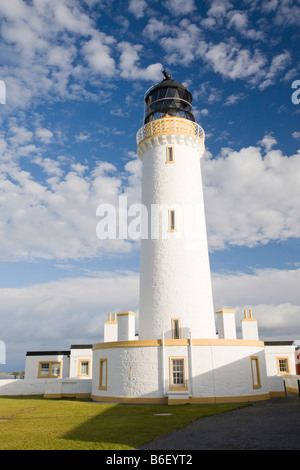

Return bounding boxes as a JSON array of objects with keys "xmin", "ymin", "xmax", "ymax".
[{"xmin": 162, "ymin": 69, "xmax": 172, "ymax": 80}]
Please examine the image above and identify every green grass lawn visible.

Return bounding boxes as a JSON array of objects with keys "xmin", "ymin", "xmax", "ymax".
[{"xmin": 0, "ymin": 396, "xmax": 244, "ymax": 450}]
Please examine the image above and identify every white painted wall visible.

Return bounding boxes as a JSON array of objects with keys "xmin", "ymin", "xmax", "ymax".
[
  {"xmin": 216, "ymin": 310, "xmax": 237, "ymax": 339},
  {"xmin": 92, "ymin": 342, "xmax": 270, "ymax": 401},
  {"xmin": 117, "ymin": 312, "xmax": 136, "ymax": 341},
  {"xmin": 69, "ymin": 348, "xmax": 93, "ymax": 378},
  {"xmin": 138, "ymin": 132, "xmax": 216, "ymax": 341},
  {"xmin": 25, "ymin": 353, "xmax": 70, "ymax": 380},
  {"xmin": 0, "ymin": 379, "xmax": 48, "ymax": 396},
  {"xmin": 265, "ymin": 344, "xmax": 298, "ymax": 376}
]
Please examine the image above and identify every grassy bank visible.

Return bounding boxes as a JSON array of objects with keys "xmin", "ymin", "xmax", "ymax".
[{"xmin": 0, "ymin": 396, "xmax": 244, "ymax": 450}]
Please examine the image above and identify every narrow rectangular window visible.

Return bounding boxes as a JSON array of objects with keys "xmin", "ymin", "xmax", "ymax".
[
  {"xmin": 79, "ymin": 360, "xmax": 90, "ymax": 376},
  {"xmin": 51, "ymin": 362, "xmax": 61, "ymax": 377},
  {"xmin": 166, "ymin": 146, "xmax": 174, "ymax": 163},
  {"xmin": 277, "ymin": 357, "xmax": 290, "ymax": 374},
  {"xmin": 171, "ymin": 318, "xmax": 181, "ymax": 339},
  {"xmin": 250, "ymin": 356, "xmax": 261, "ymax": 389},
  {"xmin": 40, "ymin": 362, "xmax": 50, "ymax": 377},
  {"xmin": 99, "ymin": 358, "xmax": 107, "ymax": 390},
  {"xmin": 169, "ymin": 209, "xmax": 176, "ymax": 232},
  {"xmin": 169, "ymin": 357, "xmax": 187, "ymax": 391}
]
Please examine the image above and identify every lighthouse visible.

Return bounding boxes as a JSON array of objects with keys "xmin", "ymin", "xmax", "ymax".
[
  {"xmin": 92, "ymin": 72, "xmax": 270, "ymax": 405},
  {"xmin": 137, "ymin": 70, "xmax": 216, "ymax": 341}
]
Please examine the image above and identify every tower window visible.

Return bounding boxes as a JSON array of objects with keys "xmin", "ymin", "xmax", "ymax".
[
  {"xmin": 171, "ymin": 318, "xmax": 181, "ymax": 339},
  {"xmin": 169, "ymin": 357, "xmax": 187, "ymax": 390},
  {"xmin": 169, "ymin": 209, "xmax": 176, "ymax": 232},
  {"xmin": 166, "ymin": 146, "xmax": 174, "ymax": 163}
]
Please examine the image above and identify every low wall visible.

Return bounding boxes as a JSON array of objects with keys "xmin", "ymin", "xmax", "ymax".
[
  {"xmin": 0, "ymin": 378, "xmax": 92, "ymax": 398},
  {"xmin": 44, "ymin": 379, "xmax": 92, "ymax": 399},
  {"xmin": 284, "ymin": 375, "xmax": 300, "ymax": 395},
  {"xmin": 267, "ymin": 376, "xmax": 286, "ymax": 397},
  {"xmin": 0, "ymin": 379, "xmax": 48, "ymax": 396}
]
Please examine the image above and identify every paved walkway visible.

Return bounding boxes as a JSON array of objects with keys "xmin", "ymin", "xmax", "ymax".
[{"xmin": 139, "ymin": 397, "xmax": 300, "ymax": 450}]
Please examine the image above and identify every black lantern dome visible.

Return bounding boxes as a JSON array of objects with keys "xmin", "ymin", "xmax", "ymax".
[{"xmin": 144, "ymin": 71, "xmax": 195, "ymax": 124}]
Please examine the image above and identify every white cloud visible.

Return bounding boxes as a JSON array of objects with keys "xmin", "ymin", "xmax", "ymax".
[
  {"xmin": 82, "ymin": 33, "xmax": 116, "ymax": 77},
  {"xmin": 0, "ymin": 271, "xmax": 139, "ymax": 362},
  {"xmin": 258, "ymin": 133, "xmax": 277, "ymax": 151},
  {"xmin": 160, "ymin": 20, "xmax": 202, "ymax": 66},
  {"xmin": 202, "ymin": 142, "xmax": 300, "ymax": 251},
  {"xmin": 224, "ymin": 92, "xmax": 247, "ymax": 106},
  {"xmin": 202, "ymin": 41, "xmax": 267, "ymax": 82},
  {"xmin": 118, "ymin": 42, "xmax": 162, "ymax": 80},
  {"xmin": 128, "ymin": 0, "xmax": 147, "ymax": 18},
  {"xmin": 143, "ymin": 18, "xmax": 170, "ymax": 41},
  {"xmin": 0, "ymin": 133, "xmax": 142, "ymax": 261},
  {"xmin": 163, "ymin": 0, "xmax": 196, "ymax": 15},
  {"xmin": 35, "ymin": 127, "xmax": 54, "ymax": 144},
  {"xmin": 212, "ymin": 267, "xmax": 300, "ymax": 339},
  {"xmin": 227, "ymin": 10, "xmax": 265, "ymax": 41},
  {"xmin": 259, "ymin": 51, "xmax": 291, "ymax": 90}
]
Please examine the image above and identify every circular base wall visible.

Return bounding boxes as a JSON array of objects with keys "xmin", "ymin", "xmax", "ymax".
[{"xmin": 92, "ymin": 339, "xmax": 271, "ymax": 404}]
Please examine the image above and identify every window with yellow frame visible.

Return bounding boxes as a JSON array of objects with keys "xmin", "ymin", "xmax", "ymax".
[
  {"xmin": 250, "ymin": 356, "xmax": 261, "ymax": 389},
  {"xmin": 38, "ymin": 361, "xmax": 61, "ymax": 378},
  {"xmin": 99, "ymin": 358, "xmax": 107, "ymax": 390},
  {"xmin": 169, "ymin": 357, "xmax": 188, "ymax": 391},
  {"xmin": 277, "ymin": 357, "xmax": 290, "ymax": 374},
  {"xmin": 78, "ymin": 359, "xmax": 90, "ymax": 377}
]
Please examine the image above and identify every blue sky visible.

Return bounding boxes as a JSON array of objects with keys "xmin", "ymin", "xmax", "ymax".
[{"xmin": 0, "ymin": 0, "xmax": 299, "ymax": 372}]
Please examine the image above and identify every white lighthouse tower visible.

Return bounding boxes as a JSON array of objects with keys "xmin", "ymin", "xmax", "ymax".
[
  {"xmin": 92, "ymin": 73, "xmax": 270, "ymax": 405},
  {"xmin": 137, "ymin": 71, "xmax": 216, "ymax": 341}
]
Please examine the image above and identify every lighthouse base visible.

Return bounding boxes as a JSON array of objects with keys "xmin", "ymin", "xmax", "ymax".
[{"xmin": 91, "ymin": 339, "xmax": 281, "ymax": 404}]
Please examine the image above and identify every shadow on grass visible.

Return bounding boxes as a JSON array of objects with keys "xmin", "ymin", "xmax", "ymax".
[{"xmin": 63, "ymin": 402, "xmax": 243, "ymax": 450}]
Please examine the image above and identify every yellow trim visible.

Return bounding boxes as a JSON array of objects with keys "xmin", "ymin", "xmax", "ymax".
[
  {"xmin": 242, "ymin": 309, "xmax": 257, "ymax": 321},
  {"xmin": 78, "ymin": 359, "xmax": 90, "ymax": 377},
  {"xmin": 93, "ymin": 339, "xmax": 162, "ymax": 350},
  {"xmin": 166, "ymin": 145, "xmax": 175, "ymax": 163},
  {"xmin": 171, "ymin": 317, "xmax": 181, "ymax": 339},
  {"xmin": 117, "ymin": 311, "xmax": 136, "ymax": 316},
  {"xmin": 93, "ymin": 338, "xmax": 264, "ymax": 350},
  {"xmin": 216, "ymin": 309, "xmax": 236, "ymax": 314},
  {"xmin": 44, "ymin": 393, "xmax": 91, "ymax": 399},
  {"xmin": 276, "ymin": 356, "xmax": 290, "ymax": 375},
  {"xmin": 90, "ymin": 393, "xmax": 271, "ymax": 404},
  {"xmin": 99, "ymin": 358, "xmax": 107, "ymax": 390},
  {"xmin": 91, "ymin": 395, "xmax": 168, "ymax": 404},
  {"xmin": 169, "ymin": 356, "xmax": 188, "ymax": 391},
  {"xmin": 250, "ymin": 356, "xmax": 261, "ymax": 389},
  {"xmin": 168, "ymin": 398, "xmax": 189, "ymax": 405},
  {"xmin": 270, "ymin": 391, "xmax": 286, "ymax": 397},
  {"xmin": 192, "ymin": 339, "xmax": 264, "ymax": 347},
  {"xmin": 190, "ymin": 393, "xmax": 271, "ymax": 404},
  {"xmin": 137, "ymin": 117, "xmax": 205, "ymax": 147},
  {"xmin": 105, "ymin": 312, "xmax": 118, "ymax": 325},
  {"xmin": 165, "ymin": 339, "xmax": 188, "ymax": 346},
  {"xmin": 38, "ymin": 361, "xmax": 62, "ymax": 379}
]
